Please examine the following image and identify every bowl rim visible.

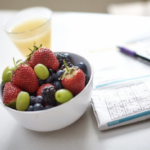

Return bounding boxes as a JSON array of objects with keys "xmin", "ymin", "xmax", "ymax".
[{"xmin": 0, "ymin": 51, "xmax": 94, "ymax": 114}]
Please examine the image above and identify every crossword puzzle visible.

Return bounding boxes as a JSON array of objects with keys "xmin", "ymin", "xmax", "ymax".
[{"xmin": 102, "ymin": 83, "xmax": 150, "ymax": 120}]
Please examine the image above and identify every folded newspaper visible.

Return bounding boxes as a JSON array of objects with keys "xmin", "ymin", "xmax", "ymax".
[
  {"xmin": 91, "ymin": 76, "xmax": 150, "ymax": 130},
  {"xmin": 89, "ymin": 36, "xmax": 150, "ymax": 130}
]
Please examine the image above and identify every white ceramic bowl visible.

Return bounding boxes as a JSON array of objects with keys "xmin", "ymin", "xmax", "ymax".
[{"xmin": 0, "ymin": 52, "xmax": 93, "ymax": 132}]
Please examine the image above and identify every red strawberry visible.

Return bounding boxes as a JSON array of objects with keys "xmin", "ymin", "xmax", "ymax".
[
  {"xmin": 11, "ymin": 63, "xmax": 39, "ymax": 93},
  {"xmin": 37, "ymin": 83, "xmax": 53, "ymax": 96},
  {"xmin": 60, "ymin": 63, "xmax": 85, "ymax": 95},
  {"xmin": 3, "ymin": 82, "xmax": 21, "ymax": 108},
  {"xmin": 27, "ymin": 45, "xmax": 59, "ymax": 71}
]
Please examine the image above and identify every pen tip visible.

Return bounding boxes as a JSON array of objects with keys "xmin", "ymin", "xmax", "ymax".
[{"xmin": 117, "ymin": 46, "xmax": 121, "ymax": 49}]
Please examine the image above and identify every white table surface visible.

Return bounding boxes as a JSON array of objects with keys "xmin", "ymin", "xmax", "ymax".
[{"xmin": 1, "ymin": 10, "xmax": 150, "ymax": 150}]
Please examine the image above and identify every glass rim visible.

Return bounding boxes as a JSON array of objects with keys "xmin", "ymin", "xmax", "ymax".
[{"xmin": 3, "ymin": 6, "xmax": 53, "ymax": 35}]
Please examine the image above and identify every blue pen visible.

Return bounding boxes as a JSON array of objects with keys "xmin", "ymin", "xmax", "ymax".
[{"xmin": 118, "ymin": 46, "xmax": 150, "ymax": 62}]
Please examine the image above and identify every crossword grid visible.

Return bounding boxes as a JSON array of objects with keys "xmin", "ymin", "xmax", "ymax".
[{"xmin": 103, "ymin": 83, "xmax": 150, "ymax": 120}]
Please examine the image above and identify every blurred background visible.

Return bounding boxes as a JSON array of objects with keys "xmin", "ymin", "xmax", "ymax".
[{"xmin": 0, "ymin": 0, "xmax": 150, "ymax": 16}]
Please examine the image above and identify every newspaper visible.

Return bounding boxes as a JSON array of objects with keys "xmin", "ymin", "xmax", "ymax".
[
  {"xmin": 91, "ymin": 77, "xmax": 150, "ymax": 130},
  {"xmin": 89, "ymin": 36, "xmax": 150, "ymax": 130}
]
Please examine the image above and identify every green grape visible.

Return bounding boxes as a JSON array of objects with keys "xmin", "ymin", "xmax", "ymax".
[
  {"xmin": 16, "ymin": 91, "xmax": 30, "ymax": 111},
  {"xmin": 34, "ymin": 64, "xmax": 49, "ymax": 80},
  {"xmin": 5, "ymin": 71, "xmax": 12, "ymax": 82},
  {"xmin": 2, "ymin": 66, "xmax": 14, "ymax": 83},
  {"xmin": 55, "ymin": 89, "xmax": 73, "ymax": 103}
]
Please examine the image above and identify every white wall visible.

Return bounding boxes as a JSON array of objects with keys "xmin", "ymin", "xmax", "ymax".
[{"xmin": 0, "ymin": 0, "xmax": 140, "ymax": 13}]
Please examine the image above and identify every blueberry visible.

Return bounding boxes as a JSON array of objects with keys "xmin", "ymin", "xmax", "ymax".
[
  {"xmin": 35, "ymin": 96, "xmax": 44, "ymax": 105},
  {"xmin": 53, "ymin": 81, "xmax": 63, "ymax": 90},
  {"xmin": 33, "ymin": 103, "xmax": 43, "ymax": 111},
  {"xmin": 55, "ymin": 70, "xmax": 65, "ymax": 80},
  {"xmin": 77, "ymin": 62, "xmax": 87, "ymax": 73},
  {"xmin": 38, "ymin": 79, "xmax": 46, "ymax": 86},
  {"xmin": 53, "ymin": 101, "xmax": 61, "ymax": 106},
  {"xmin": 48, "ymin": 69, "xmax": 53, "ymax": 75},
  {"xmin": 2, "ymin": 83, "xmax": 6, "ymax": 96},
  {"xmin": 52, "ymin": 73, "xmax": 57, "ymax": 81},
  {"xmin": 30, "ymin": 96, "xmax": 36, "ymax": 105},
  {"xmin": 84, "ymin": 73, "xmax": 90, "ymax": 86},
  {"xmin": 46, "ymin": 74, "xmax": 55, "ymax": 83},
  {"xmin": 44, "ymin": 104, "xmax": 53, "ymax": 109},
  {"xmin": 26, "ymin": 105, "xmax": 34, "ymax": 111}
]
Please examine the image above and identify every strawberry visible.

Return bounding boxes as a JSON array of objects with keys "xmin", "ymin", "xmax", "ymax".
[
  {"xmin": 60, "ymin": 60, "xmax": 85, "ymax": 95},
  {"xmin": 26, "ymin": 45, "xmax": 59, "ymax": 71},
  {"xmin": 37, "ymin": 83, "xmax": 53, "ymax": 96},
  {"xmin": 11, "ymin": 59, "xmax": 39, "ymax": 93},
  {"xmin": 3, "ymin": 82, "xmax": 21, "ymax": 108}
]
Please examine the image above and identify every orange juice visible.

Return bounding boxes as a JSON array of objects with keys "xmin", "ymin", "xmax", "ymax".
[{"xmin": 10, "ymin": 18, "xmax": 51, "ymax": 57}]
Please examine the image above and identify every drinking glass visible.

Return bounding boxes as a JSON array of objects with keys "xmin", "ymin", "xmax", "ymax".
[{"xmin": 3, "ymin": 7, "xmax": 52, "ymax": 58}]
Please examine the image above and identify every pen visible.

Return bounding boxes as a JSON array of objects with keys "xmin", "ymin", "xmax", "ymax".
[{"xmin": 118, "ymin": 46, "xmax": 150, "ymax": 62}]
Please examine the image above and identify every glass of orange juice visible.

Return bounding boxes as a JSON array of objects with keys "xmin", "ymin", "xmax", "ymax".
[{"xmin": 3, "ymin": 7, "xmax": 52, "ymax": 58}]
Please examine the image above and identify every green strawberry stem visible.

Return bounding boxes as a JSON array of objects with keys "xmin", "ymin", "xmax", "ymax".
[
  {"xmin": 12, "ymin": 58, "xmax": 26, "ymax": 73},
  {"xmin": 59, "ymin": 59, "xmax": 79, "ymax": 80},
  {"xmin": 11, "ymin": 57, "xmax": 18, "ymax": 76},
  {"xmin": 13, "ymin": 57, "xmax": 17, "ymax": 69},
  {"xmin": 26, "ymin": 44, "xmax": 42, "ymax": 61},
  {"xmin": 63, "ymin": 59, "xmax": 69, "ymax": 72}
]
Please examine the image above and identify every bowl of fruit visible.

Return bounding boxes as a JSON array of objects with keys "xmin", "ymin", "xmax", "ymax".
[{"xmin": 0, "ymin": 45, "xmax": 93, "ymax": 132}]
